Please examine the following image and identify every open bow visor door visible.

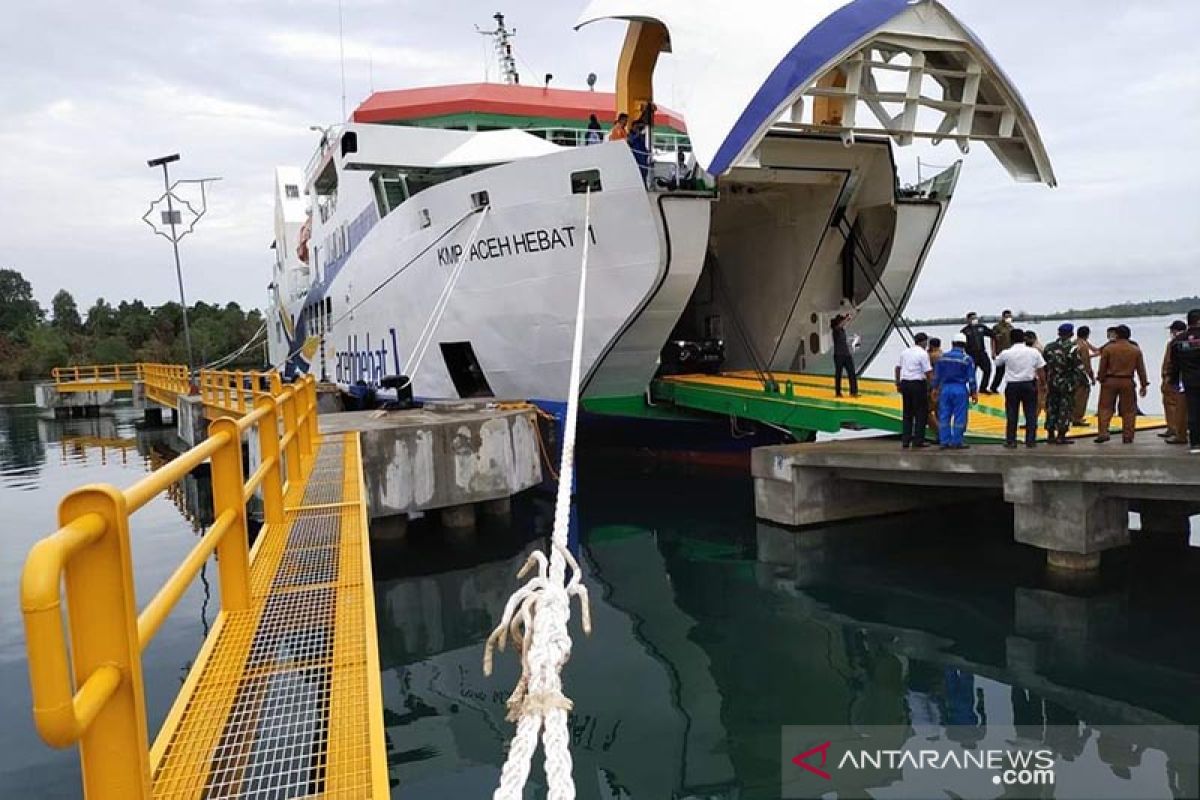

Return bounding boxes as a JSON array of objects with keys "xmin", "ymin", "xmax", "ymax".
[{"xmin": 576, "ymin": 0, "xmax": 1056, "ymax": 185}]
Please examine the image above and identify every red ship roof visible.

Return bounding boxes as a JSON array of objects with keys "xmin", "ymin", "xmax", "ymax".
[{"xmin": 352, "ymin": 82, "xmax": 687, "ymax": 131}]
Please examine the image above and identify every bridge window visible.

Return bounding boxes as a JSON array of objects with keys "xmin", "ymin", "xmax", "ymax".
[{"xmin": 285, "ymin": 184, "xmax": 300, "ymax": 199}]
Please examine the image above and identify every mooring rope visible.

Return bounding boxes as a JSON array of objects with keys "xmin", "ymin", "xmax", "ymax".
[
  {"xmin": 399, "ymin": 206, "xmax": 491, "ymax": 387},
  {"xmin": 203, "ymin": 321, "xmax": 267, "ymax": 370},
  {"xmin": 484, "ymin": 189, "xmax": 593, "ymax": 800}
]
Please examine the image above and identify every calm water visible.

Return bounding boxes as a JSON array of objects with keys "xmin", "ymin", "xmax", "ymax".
[
  {"xmin": 376, "ymin": 467, "xmax": 1200, "ymax": 799},
  {"xmin": 0, "ymin": 381, "xmax": 219, "ymax": 797},
  {"xmin": 2, "ymin": 311, "xmax": 1199, "ymax": 798}
]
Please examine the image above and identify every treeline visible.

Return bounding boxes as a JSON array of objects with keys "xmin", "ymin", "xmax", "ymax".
[
  {"xmin": 0, "ymin": 268, "xmax": 265, "ymax": 381},
  {"xmin": 909, "ymin": 295, "xmax": 1200, "ymax": 326}
]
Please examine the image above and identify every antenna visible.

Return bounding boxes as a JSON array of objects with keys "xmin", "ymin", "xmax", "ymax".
[
  {"xmin": 338, "ymin": 0, "xmax": 347, "ymax": 118},
  {"xmin": 475, "ymin": 11, "xmax": 520, "ymax": 85}
]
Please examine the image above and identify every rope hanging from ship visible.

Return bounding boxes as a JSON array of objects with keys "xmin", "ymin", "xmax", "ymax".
[{"xmin": 484, "ymin": 189, "xmax": 594, "ymax": 800}]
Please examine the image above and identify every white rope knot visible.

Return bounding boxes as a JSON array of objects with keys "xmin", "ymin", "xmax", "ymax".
[{"xmin": 482, "ymin": 544, "xmax": 592, "ymax": 683}]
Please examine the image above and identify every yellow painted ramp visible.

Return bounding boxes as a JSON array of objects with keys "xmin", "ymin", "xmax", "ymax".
[{"xmin": 662, "ymin": 371, "xmax": 1166, "ymax": 441}]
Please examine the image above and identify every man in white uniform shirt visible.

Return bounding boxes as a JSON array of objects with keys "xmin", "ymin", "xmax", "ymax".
[
  {"xmin": 894, "ymin": 332, "xmax": 933, "ymax": 449},
  {"xmin": 994, "ymin": 329, "xmax": 1047, "ymax": 448}
]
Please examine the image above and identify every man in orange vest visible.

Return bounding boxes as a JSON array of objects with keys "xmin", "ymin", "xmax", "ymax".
[{"xmin": 607, "ymin": 113, "xmax": 629, "ymax": 142}]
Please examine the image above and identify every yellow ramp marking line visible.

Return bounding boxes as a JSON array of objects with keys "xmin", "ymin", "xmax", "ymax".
[{"xmin": 149, "ymin": 433, "xmax": 388, "ymax": 799}]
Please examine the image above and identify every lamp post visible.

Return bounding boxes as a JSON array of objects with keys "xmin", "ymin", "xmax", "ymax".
[
  {"xmin": 146, "ymin": 153, "xmax": 194, "ymax": 372},
  {"xmin": 143, "ymin": 156, "xmax": 220, "ymax": 377}
]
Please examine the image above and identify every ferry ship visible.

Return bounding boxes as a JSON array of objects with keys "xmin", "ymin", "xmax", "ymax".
[{"xmin": 267, "ymin": 0, "xmax": 1054, "ymax": 431}]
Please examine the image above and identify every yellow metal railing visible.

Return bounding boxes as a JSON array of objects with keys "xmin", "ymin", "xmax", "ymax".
[
  {"xmin": 197, "ymin": 368, "xmax": 281, "ymax": 416},
  {"xmin": 51, "ymin": 363, "xmax": 143, "ymax": 384},
  {"xmin": 142, "ymin": 363, "xmax": 191, "ymax": 409},
  {"xmin": 21, "ymin": 374, "xmax": 320, "ymax": 799},
  {"xmin": 49, "ymin": 362, "xmax": 293, "ymax": 417}
]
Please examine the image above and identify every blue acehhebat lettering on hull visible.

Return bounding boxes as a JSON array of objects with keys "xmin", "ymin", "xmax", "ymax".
[
  {"xmin": 436, "ymin": 224, "xmax": 597, "ymax": 266},
  {"xmin": 335, "ymin": 327, "xmax": 403, "ymax": 387}
]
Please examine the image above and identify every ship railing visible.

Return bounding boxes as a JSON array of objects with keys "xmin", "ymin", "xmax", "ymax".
[
  {"xmin": 20, "ymin": 374, "xmax": 319, "ymax": 797},
  {"xmin": 521, "ymin": 126, "xmax": 691, "ymax": 153},
  {"xmin": 303, "ymin": 123, "xmax": 345, "ymax": 184}
]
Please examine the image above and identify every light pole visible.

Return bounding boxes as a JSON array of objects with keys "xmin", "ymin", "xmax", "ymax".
[
  {"xmin": 142, "ymin": 155, "xmax": 220, "ymax": 376},
  {"xmin": 147, "ymin": 153, "xmax": 195, "ymax": 372}
]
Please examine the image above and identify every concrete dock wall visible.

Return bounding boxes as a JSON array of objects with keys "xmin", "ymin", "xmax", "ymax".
[
  {"xmin": 35, "ymin": 383, "xmax": 117, "ymax": 415},
  {"xmin": 320, "ymin": 402, "xmax": 543, "ymax": 520},
  {"xmin": 753, "ymin": 439, "xmax": 1200, "ymax": 569}
]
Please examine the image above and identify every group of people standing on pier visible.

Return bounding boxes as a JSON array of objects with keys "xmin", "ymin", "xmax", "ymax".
[{"xmin": 886, "ymin": 308, "xmax": 1200, "ymax": 452}]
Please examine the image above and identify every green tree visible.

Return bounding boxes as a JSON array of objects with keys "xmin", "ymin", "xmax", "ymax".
[
  {"xmin": 25, "ymin": 326, "xmax": 71, "ymax": 377},
  {"xmin": 51, "ymin": 289, "xmax": 81, "ymax": 332},
  {"xmin": 0, "ymin": 268, "xmax": 42, "ymax": 338},
  {"xmin": 91, "ymin": 335, "xmax": 134, "ymax": 364},
  {"xmin": 86, "ymin": 298, "xmax": 117, "ymax": 337},
  {"xmin": 116, "ymin": 299, "xmax": 154, "ymax": 349}
]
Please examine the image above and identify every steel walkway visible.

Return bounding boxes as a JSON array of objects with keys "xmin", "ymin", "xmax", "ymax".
[
  {"xmin": 22, "ymin": 371, "xmax": 388, "ymax": 799},
  {"xmin": 654, "ymin": 370, "xmax": 1166, "ymax": 442}
]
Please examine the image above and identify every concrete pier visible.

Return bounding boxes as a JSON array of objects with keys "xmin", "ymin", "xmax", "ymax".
[
  {"xmin": 177, "ymin": 395, "xmax": 208, "ymax": 447},
  {"xmin": 753, "ymin": 438, "xmax": 1199, "ymax": 567},
  {"xmin": 319, "ymin": 400, "xmax": 543, "ymax": 521},
  {"xmin": 35, "ymin": 383, "xmax": 119, "ymax": 417}
]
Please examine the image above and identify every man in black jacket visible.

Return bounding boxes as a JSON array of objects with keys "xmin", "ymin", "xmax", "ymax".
[
  {"xmin": 960, "ymin": 312, "xmax": 995, "ymax": 393},
  {"xmin": 1168, "ymin": 308, "xmax": 1200, "ymax": 453}
]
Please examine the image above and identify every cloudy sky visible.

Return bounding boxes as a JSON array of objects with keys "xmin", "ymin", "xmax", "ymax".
[{"xmin": 3, "ymin": 1, "xmax": 1197, "ymax": 318}]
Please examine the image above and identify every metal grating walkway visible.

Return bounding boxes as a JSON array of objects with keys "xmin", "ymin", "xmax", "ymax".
[{"xmin": 149, "ymin": 433, "xmax": 387, "ymax": 799}]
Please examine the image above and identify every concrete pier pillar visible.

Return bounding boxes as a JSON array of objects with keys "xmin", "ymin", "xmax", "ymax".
[
  {"xmin": 177, "ymin": 396, "xmax": 208, "ymax": 448},
  {"xmin": 440, "ymin": 503, "xmax": 475, "ymax": 530},
  {"xmin": 480, "ymin": 496, "xmax": 511, "ymax": 518},
  {"xmin": 1046, "ymin": 550, "xmax": 1102, "ymax": 572},
  {"xmin": 372, "ymin": 514, "xmax": 408, "ymax": 543},
  {"xmin": 1009, "ymin": 482, "xmax": 1128, "ymax": 569}
]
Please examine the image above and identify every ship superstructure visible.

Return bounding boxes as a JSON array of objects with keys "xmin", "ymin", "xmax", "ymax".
[{"xmin": 267, "ymin": 0, "xmax": 1054, "ymax": 429}]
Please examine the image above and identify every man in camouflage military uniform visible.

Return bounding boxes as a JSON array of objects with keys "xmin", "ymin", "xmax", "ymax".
[{"xmin": 1043, "ymin": 323, "xmax": 1089, "ymax": 445}]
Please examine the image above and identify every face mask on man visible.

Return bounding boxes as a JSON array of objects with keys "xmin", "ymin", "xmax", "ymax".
[{"xmin": 1003, "ymin": 315, "xmax": 1012, "ymax": 323}]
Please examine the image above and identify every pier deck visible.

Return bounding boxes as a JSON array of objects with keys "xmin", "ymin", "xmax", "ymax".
[
  {"xmin": 150, "ymin": 433, "xmax": 385, "ymax": 799},
  {"xmin": 655, "ymin": 371, "xmax": 1166, "ymax": 442},
  {"xmin": 754, "ymin": 437, "xmax": 1199, "ymax": 568}
]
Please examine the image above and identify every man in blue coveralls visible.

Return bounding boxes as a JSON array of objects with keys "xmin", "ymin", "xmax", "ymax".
[{"xmin": 933, "ymin": 333, "xmax": 979, "ymax": 449}]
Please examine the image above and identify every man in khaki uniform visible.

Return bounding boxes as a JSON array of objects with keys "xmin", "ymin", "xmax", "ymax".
[
  {"xmin": 1095, "ymin": 325, "xmax": 1149, "ymax": 443},
  {"xmin": 1163, "ymin": 320, "xmax": 1189, "ymax": 443},
  {"xmin": 1072, "ymin": 325, "xmax": 1096, "ymax": 425}
]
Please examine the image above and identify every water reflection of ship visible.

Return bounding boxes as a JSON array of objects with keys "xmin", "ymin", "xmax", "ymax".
[
  {"xmin": 572, "ymin": 465, "xmax": 1200, "ymax": 798},
  {"xmin": 375, "ymin": 512, "xmax": 739, "ymax": 798},
  {"xmin": 374, "ymin": 454, "xmax": 1200, "ymax": 797}
]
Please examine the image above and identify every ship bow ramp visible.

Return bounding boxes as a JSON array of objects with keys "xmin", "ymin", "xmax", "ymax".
[{"xmin": 578, "ymin": 0, "xmax": 1055, "ymax": 380}]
